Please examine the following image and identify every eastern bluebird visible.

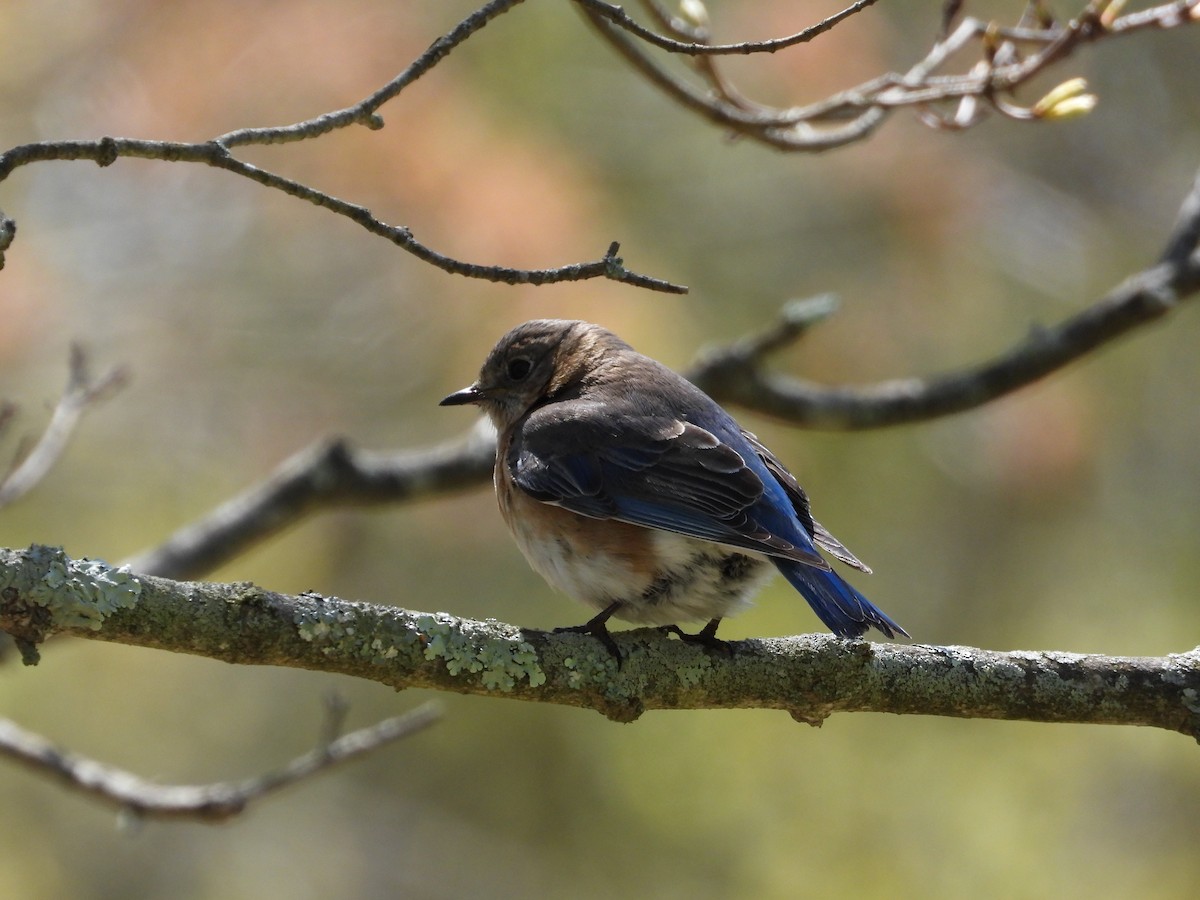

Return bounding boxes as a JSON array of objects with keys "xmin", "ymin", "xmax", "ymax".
[{"xmin": 441, "ymin": 319, "xmax": 907, "ymax": 659}]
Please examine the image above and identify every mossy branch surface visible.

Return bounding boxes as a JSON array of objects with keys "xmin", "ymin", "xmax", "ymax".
[{"xmin": 2, "ymin": 545, "xmax": 1197, "ymax": 736}]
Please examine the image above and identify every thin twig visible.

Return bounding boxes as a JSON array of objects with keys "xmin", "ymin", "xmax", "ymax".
[
  {"xmin": 580, "ymin": 0, "xmax": 1199, "ymax": 149},
  {"xmin": 577, "ymin": 0, "xmax": 882, "ymax": 56},
  {"xmin": 691, "ymin": 259, "xmax": 1197, "ymax": 428},
  {"xmin": 0, "ymin": 703, "xmax": 441, "ymax": 822},
  {"xmin": 0, "ymin": 345, "xmax": 129, "ymax": 510},
  {"xmin": 0, "ymin": 135, "xmax": 686, "ymax": 292},
  {"xmin": 635, "ymin": 0, "xmax": 760, "ymax": 113},
  {"xmin": 216, "ymin": 0, "xmax": 529, "ymax": 148},
  {"xmin": 0, "ymin": 5, "xmax": 685, "ymax": 294}
]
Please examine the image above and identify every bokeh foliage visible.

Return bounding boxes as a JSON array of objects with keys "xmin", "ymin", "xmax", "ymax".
[{"xmin": 1, "ymin": 1, "xmax": 1198, "ymax": 897}]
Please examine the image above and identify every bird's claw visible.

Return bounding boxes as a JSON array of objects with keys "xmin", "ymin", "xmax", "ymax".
[
  {"xmin": 659, "ymin": 619, "xmax": 734, "ymax": 656},
  {"xmin": 555, "ymin": 620, "xmax": 624, "ymax": 667}
]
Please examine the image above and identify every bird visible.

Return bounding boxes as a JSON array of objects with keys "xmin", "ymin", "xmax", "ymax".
[{"xmin": 440, "ymin": 319, "xmax": 907, "ymax": 660}]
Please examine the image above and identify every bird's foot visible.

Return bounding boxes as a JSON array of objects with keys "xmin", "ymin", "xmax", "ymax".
[
  {"xmin": 555, "ymin": 603, "xmax": 624, "ymax": 666},
  {"xmin": 659, "ymin": 618, "xmax": 733, "ymax": 656}
]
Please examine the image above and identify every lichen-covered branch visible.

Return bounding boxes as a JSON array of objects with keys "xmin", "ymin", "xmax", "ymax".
[{"xmin": 3, "ymin": 546, "xmax": 1197, "ymax": 738}]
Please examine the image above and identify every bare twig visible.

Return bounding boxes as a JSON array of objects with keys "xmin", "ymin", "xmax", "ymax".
[
  {"xmin": 577, "ymin": 0, "xmax": 882, "ymax": 56},
  {"xmin": 1, "ymin": 546, "xmax": 1197, "ymax": 737},
  {"xmin": 0, "ymin": 3, "xmax": 685, "ymax": 294},
  {"xmin": 634, "ymin": 0, "xmax": 759, "ymax": 113},
  {"xmin": 215, "ymin": 0, "xmax": 528, "ymax": 148},
  {"xmin": 692, "ymin": 257, "xmax": 1198, "ymax": 428},
  {"xmin": 0, "ymin": 345, "xmax": 129, "ymax": 510},
  {"xmin": 0, "ymin": 125, "xmax": 685, "ymax": 292},
  {"xmin": 579, "ymin": 0, "xmax": 1199, "ymax": 149},
  {"xmin": 125, "ymin": 420, "xmax": 496, "ymax": 580},
  {"xmin": 0, "ymin": 702, "xmax": 440, "ymax": 822}
]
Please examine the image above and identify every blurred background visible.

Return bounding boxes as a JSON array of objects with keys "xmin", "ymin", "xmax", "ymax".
[{"xmin": 1, "ymin": 1, "xmax": 1198, "ymax": 897}]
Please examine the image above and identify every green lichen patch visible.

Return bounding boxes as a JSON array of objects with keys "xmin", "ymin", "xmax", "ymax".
[
  {"xmin": 416, "ymin": 613, "xmax": 546, "ymax": 691},
  {"xmin": 24, "ymin": 545, "xmax": 143, "ymax": 630},
  {"xmin": 674, "ymin": 653, "xmax": 714, "ymax": 688},
  {"xmin": 291, "ymin": 602, "xmax": 545, "ymax": 689},
  {"xmin": 294, "ymin": 601, "xmax": 357, "ymax": 654},
  {"xmin": 292, "ymin": 597, "xmax": 419, "ymax": 665},
  {"xmin": 561, "ymin": 650, "xmax": 616, "ymax": 689}
]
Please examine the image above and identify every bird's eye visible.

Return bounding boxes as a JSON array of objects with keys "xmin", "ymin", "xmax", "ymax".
[{"xmin": 506, "ymin": 357, "xmax": 533, "ymax": 381}]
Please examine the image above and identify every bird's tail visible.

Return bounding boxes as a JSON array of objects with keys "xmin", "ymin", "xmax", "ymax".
[{"xmin": 774, "ymin": 559, "xmax": 909, "ymax": 640}]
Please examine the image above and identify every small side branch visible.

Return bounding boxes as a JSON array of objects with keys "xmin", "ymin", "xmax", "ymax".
[
  {"xmin": 0, "ymin": 703, "xmax": 440, "ymax": 822},
  {"xmin": 215, "ymin": 0, "xmax": 530, "ymax": 148},
  {"xmin": 126, "ymin": 422, "xmax": 497, "ymax": 580},
  {"xmin": 0, "ymin": 345, "xmax": 128, "ymax": 509}
]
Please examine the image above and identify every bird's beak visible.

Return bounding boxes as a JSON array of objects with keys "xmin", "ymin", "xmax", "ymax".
[{"xmin": 439, "ymin": 383, "xmax": 483, "ymax": 407}]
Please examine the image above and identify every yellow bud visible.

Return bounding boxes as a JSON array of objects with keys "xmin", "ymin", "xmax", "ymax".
[
  {"xmin": 1032, "ymin": 78, "xmax": 1096, "ymax": 118},
  {"xmin": 1040, "ymin": 95, "xmax": 1099, "ymax": 120}
]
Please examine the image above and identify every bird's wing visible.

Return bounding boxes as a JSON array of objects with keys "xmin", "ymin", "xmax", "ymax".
[
  {"xmin": 508, "ymin": 403, "xmax": 830, "ymax": 569},
  {"xmin": 740, "ymin": 429, "xmax": 872, "ymax": 574}
]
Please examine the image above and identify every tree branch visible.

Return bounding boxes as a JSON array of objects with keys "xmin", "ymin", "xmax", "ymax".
[
  {"xmin": 690, "ymin": 165, "xmax": 1200, "ymax": 428},
  {"xmin": 2, "ymin": 546, "xmax": 1197, "ymax": 738},
  {"xmin": 2, "ymin": 0, "xmax": 1192, "ymax": 279},
  {"xmin": 0, "ymin": 702, "xmax": 440, "ymax": 823},
  {"xmin": 125, "ymin": 420, "xmax": 496, "ymax": 580}
]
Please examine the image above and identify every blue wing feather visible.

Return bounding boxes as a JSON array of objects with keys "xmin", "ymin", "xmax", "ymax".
[
  {"xmin": 508, "ymin": 403, "xmax": 830, "ymax": 569},
  {"xmin": 774, "ymin": 559, "xmax": 909, "ymax": 639}
]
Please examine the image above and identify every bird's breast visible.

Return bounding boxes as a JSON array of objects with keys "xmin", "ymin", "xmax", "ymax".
[{"xmin": 496, "ymin": 465, "xmax": 774, "ymax": 625}]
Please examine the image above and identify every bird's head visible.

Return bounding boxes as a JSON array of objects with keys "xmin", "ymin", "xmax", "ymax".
[{"xmin": 440, "ymin": 319, "xmax": 621, "ymax": 428}]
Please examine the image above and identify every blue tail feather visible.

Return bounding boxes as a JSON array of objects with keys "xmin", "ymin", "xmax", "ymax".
[{"xmin": 774, "ymin": 559, "xmax": 908, "ymax": 640}]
